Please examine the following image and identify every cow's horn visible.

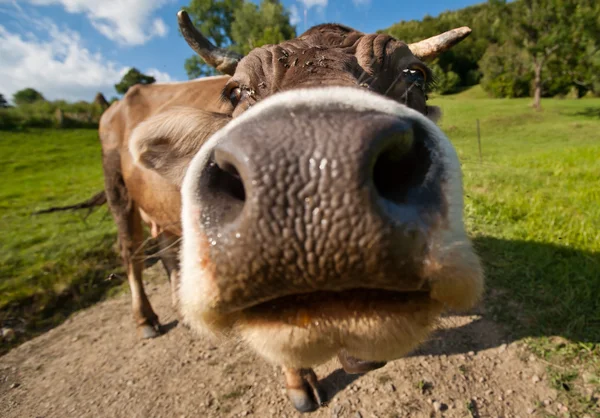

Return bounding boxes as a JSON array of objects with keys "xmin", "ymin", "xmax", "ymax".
[
  {"xmin": 177, "ymin": 10, "xmax": 242, "ymax": 75},
  {"xmin": 408, "ymin": 27, "xmax": 472, "ymax": 60}
]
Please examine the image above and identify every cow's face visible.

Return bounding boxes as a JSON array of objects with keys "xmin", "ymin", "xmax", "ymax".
[
  {"xmin": 177, "ymin": 87, "xmax": 482, "ymax": 367},
  {"xmin": 132, "ymin": 19, "xmax": 483, "ymax": 369},
  {"xmin": 222, "ymin": 25, "xmax": 436, "ymax": 120}
]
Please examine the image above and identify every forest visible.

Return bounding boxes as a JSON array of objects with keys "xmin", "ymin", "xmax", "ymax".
[{"xmin": 382, "ymin": 0, "xmax": 600, "ymax": 102}]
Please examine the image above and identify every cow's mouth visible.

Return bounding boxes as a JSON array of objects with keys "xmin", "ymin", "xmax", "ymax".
[
  {"xmin": 239, "ymin": 288, "xmax": 435, "ymax": 328},
  {"xmin": 229, "ymin": 287, "xmax": 443, "ymax": 366}
]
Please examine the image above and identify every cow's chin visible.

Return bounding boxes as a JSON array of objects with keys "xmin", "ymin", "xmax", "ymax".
[
  {"xmin": 185, "ymin": 288, "xmax": 445, "ymax": 368},
  {"xmin": 235, "ymin": 290, "xmax": 444, "ymax": 367}
]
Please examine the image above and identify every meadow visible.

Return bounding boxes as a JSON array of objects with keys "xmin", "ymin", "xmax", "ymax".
[
  {"xmin": 1, "ymin": 87, "xmax": 598, "ymax": 411},
  {"xmin": 0, "ymin": 129, "xmax": 120, "ymax": 348},
  {"xmin": 435, "ymin": 88, "xmax": 600, "ymax": 413}
]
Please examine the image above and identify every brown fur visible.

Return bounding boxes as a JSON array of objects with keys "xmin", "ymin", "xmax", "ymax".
[
  {"xmin": 130, "ymin": 107, "xmax": 230, "ymax": 186},
  {"xmin": 223, "ymin": 24, "xmax": 432, "ymax": 118},
  {"xmin": 99, "ymin": 76, "xmax": 230, "ymax": 336}
]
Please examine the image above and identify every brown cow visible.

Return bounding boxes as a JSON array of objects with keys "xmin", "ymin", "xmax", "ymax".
[
  {"xmin": 103, "ymin": 11, "xmax": 483, "ymax": 412},
  {"xmin": 100, "ymin": 75, "xmax": 231, "ymax": 336}
]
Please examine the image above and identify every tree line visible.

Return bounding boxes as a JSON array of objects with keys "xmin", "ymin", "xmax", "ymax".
[
  {"xmin": 3, "ymin": 0, "xmax": 598, "ymax": 127},
  {"xmin": 0, "ymin": 68, "xmax": 157, "ymax": 129},
  {"xmin": 1, "ymin": 67, "xmax": 156, "ymax": 109},
  {"xmin": 382, "ymin": 0, "xmax": 600, "ymax": 108}
]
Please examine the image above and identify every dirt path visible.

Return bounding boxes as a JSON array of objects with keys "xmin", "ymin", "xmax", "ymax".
[{"xmin": 1, "ymin": 265, "xmax": 561, "ymax": 417}]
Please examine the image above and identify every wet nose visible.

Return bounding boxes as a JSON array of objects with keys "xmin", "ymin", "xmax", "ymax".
[
  {"xmin": 190, "ymin": 105, "xmax": 445, "ymax": 309},
  {"xmin": 199, "ymin": 112, "xmax": 440, "ymax": 227}
]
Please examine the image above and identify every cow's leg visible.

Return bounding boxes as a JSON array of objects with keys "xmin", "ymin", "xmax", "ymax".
[
  {"xmin": 283, "ymin": 367, "xmax": 324, "ymax": 413},
  {"xmin": 157, "ymin": 231, "xmax": 181, "ymax": 309},
  {"xmin": 337, "ymin": 350, "xmax": 387, "ymax": 374},
  {"xmin": 124, "ymin": 205, "xmax": 161, "ymax": 338},
  {"xmin": 103, "ymin": 152, "xmax": 160, "ymax": 339}
]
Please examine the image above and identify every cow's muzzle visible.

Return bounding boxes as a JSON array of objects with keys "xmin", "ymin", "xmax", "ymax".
[{"xmin": 180, "ymin": 87, "xmax": 483, "ymax": 366}]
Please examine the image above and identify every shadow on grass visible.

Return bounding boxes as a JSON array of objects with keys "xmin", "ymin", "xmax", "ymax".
[
  {"xmin": 413, "ymin": 236, "xmax": 599, "ymax": 358},
  {"xmin": 408, "ymin": 236, "xmax": 599, "ymax": 357},
  {"xmin": 473, "ymin": 236, "xmax": 599, "ymax": 343},
  {"xmin": 573, "ymin": 106, "xmax": 600, "ymax": 119},
  {"xmin": 0, "ymin": 237, "xmax": 167, "ymax": 356},
  {"xmin": 320, "ymin": 236, "xmax": 599, "ymax": 402},
  {"xmin": 0, "ymin": 241, "xmax": 122, "ymax": 356}
]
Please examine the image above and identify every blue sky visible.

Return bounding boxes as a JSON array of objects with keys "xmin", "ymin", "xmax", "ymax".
[{"xmin": 0, "ymin": 0, "xmax": 482, "ymax": 102}]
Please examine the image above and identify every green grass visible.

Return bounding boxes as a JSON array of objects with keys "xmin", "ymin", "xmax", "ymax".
[
  {"xmin": 432, "ymin": 88, "xmax": 600, "ymax": 414},
  {"xmin": 0, "ymin": 129, "xmax": 122, "ymax": 352}
]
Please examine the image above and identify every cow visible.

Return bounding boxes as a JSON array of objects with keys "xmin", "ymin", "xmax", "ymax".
[
  {"xmin": 100, "ymin": 75, "xmax": 230, "ymax": 332},
  {"xmin": 101, "ymin": 10, "xmax": 484, "ymax": 412}
]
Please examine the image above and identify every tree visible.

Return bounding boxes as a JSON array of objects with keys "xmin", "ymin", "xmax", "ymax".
[
  {"xmin": 13, "ymin": 88, "xmax": 45, "ymax": 106},
  {"xmin": 183, "ymin": 0, "xmax": 243, "ymax": 78},
  {"xmin": 430, "ymin": 61, "xmax": 461, "ymax": 95},
  {"xmin": 230, "ymin": 0, "xmax": 296, "ymax": 55},
  {"xmin": 500, "ymin": 0, "xmax": 600, "ymax": 106},
  {"xmin": 552, "ymin": 0, "xmax": 600, "ymax": 97},
  {"xmin": 0, "ymin": 93, "xmax": 8, "ymax": 108},
  {"xmin": 183, "ymin": 0, "xmax": 295, "ymax": 78},
  {"xmin": 383, "ymin": 0, "xmax": 514, "ymax": 89},
  {"xmin": 381, "ymin": 0, "xmax": 599, "ymax": 100},
  {"xmin": 506, "ymin": 0, "xmax": 574, "ymax": 110},
  {"xmin": 114, "ymin": 68, "xmax": 156, "ymax": 95},
  {"xmin": 93, "ymin": 92, "xmax": 110, "ymax": 110},
  {"xmin": 479, "ymin": 43, "xmax": 533, "ymax": 98}
]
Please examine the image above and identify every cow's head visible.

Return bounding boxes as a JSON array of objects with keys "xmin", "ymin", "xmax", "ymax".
[
  {"xmin": 178, "ymin": 11, "xmax": 471, "ymax": 122},
  {"xmin": 133, "ymin": 10, "xmax": 483, "ymax": 382}
]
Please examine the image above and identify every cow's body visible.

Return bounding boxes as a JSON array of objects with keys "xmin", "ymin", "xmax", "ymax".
[
  {"xmin": 99, "ymin": 76, "xmax": 229, "ymax": 332},
  {"xmin": 100, "ymin": 14, "xmax": 483, "ymax": 413}
]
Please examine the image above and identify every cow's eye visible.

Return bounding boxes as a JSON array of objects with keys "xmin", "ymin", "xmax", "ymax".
[
  {"xmin": 403, "ymin": 66, "xmax": 427, "ymax": 84},
  {"xmin": 229, "ymin": 87, "xmax": 242, "ymax": 106}
]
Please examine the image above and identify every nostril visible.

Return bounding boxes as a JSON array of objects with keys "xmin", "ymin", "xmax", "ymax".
[
  {"xmin": 197, "ymin": 147, "xmax": 247, "ymax": 226},
  {"xmin": 213, "ymin": 149, "xmax": 246, "ymax": 202},
  {"xmin": 372, "ymin": 125, "xmax": 432, "ymax": 205}
]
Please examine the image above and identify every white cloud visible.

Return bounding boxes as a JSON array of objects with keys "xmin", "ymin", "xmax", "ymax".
[
  {"xmin": 289, "ymin": 5, "xmax": 301, "ymax": 26},
  {"xmin": 146, "ymin": 68, "xmax": 173, "ymax": 83},
  {"xmin": 298, "ymin": 0, "xmax": 328, "ymax": 9},
  {"xmin": 152, "ymin": 17, "xmax": 168, "ymax": 37},
  {"xmin": 25, "ymin": 0, "xmax": 171, "ymax": 46},
  {"xmin": 0, "ymin": 20, "xmax": 175, "ymax": 102},
  {"xmin": 295, "ymin": 0, "xmax": 327, "ymax": 26},
  {"xmin": 352, "ymin": 0, "xmax": 371, "ymax": 6}
]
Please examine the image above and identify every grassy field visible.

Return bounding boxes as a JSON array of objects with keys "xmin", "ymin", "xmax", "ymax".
[
  {"xmin": 433, "ymin": 87, "xmax": 600, "ymax": 414},
  {"xmin": 1, "ymin": 88, "xmax": 599, "ymax": 412},
  {"xmin": 0, "ymin": 129, "xmax": 121, "ymax": 351}
]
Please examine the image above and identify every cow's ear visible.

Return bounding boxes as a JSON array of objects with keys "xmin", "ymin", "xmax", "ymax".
[
  {"xmin": 426, "ymin": 105, "xmax": 442, "ymax": 123},
  {"xmin": 130, "ymin": 107, "xmax": 229, "ymax": 186}
]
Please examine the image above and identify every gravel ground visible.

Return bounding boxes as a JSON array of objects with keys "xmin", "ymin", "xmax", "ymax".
[{"xmin": 0, "ymin": 265, "xmax": 561, "ymax": 418}]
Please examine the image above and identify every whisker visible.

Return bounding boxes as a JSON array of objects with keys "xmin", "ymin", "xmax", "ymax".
[
  {"xmin": 132, "ymin": 235, "xmax": 157, "ymax": 258},
  {"xmin": 400, "ymin": 81, "xmax": 417, "ymax": 105},
  {"xmin": 135, "ymin": 237, "xmax": 183, "ymax": 262},
  {"xmin": 365, "ymin": 75, "xmax": 378, "ymax": 91},
  {"xmin": 357, "ymin": 57, "xmax": 378, "ymax": 87},
  {"xmin": 384, "ymin": 71, "xmax": 404, "ymax": 97}
]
